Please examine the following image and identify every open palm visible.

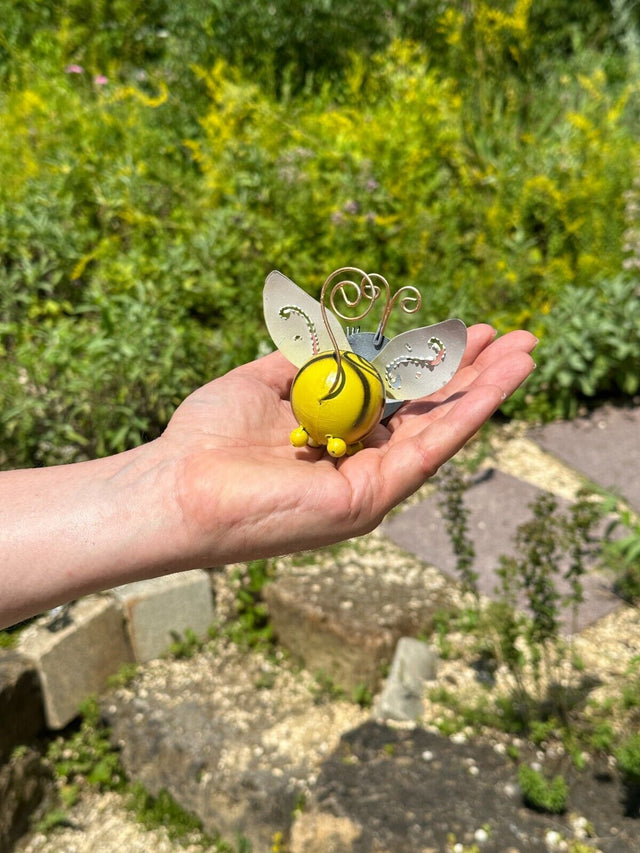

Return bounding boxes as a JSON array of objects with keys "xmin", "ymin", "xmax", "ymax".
[{"xmin": 161, "ymin": 324, "xmax": 536, "ymax": 565}]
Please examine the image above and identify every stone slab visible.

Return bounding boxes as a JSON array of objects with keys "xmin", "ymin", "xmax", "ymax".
[
  {"xmin": 0, "ymin": 652, "xmax": 45, "ymax": 761},
  {"xmin": 264, "ymin": 539, "xmax": 457, "ymax": 693},
  {"xmin": 530, "ymin": 404, "xmax": 640, "ymax": 511},
  {"xmin": 292, "ymin": 720, "xmax": 639, "ymax": 852},
  {"xmin": 18, "ymin": 595, "xmax": 134, "ymax": 729},
  {"xmin": 102, "ymin": 643, "xmax": 366, "ymax": 852},
  {"xmin": 113, "ymin": 570, "xmax": 214, "ymax": 663},
  {"xmin": 382, "ymin": 468, "xmax": 620, "ymax": 633}
]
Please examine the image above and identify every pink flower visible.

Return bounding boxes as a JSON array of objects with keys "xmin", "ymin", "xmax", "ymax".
[
  {"xmin": 94, "ymin": 75, "xmax": 109, "ymax": 86},
  {"xmin": 65, "ymin": 64, "xmax": 84, "ymax": 74}
]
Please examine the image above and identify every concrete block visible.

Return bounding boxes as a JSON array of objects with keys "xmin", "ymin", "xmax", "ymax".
[
  {"xmin": 373, "ymin": 637, "xmax": 438, "ymax": 722},
  {"xmin": 18, "ymin": 596, "xmax": 133, "ymax": 729},
  {"xmin": 113, "ymin": 570, "xmax": 214, "ymax": 663},
  {"xmin": 264, "ymin": 549, "xmax": 452, "ymax": 694}
]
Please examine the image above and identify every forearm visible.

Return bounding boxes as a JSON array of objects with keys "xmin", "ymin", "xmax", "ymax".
[{"xmin": 0, "ymin": 440, "xmax": 190, "ymax": 629}]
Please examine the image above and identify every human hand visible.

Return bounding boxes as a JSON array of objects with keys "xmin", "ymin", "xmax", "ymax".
[
  {"xmin": 0, "ymin": 323, "xmax": 535, "ymax": 627},
  {"xmin": 160, "ymin": 324, "xmax": 536, "ymax": 565}
]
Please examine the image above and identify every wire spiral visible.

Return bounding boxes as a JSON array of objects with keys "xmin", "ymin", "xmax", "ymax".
[{"xmin": 319, "ymin": 267, "xmax": 422, "ymax": 395}]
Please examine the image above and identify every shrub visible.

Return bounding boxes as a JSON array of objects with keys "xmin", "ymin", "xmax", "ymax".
[
  {"xmin": 2, "ymin": 5, "xmax": 640, "ymax": 469},
  {"xmin": 504, "ymin": 275, "xmax": 640, "ymax": 420}
]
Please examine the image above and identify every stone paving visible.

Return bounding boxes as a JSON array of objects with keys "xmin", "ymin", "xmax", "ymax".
[
  {"xmin": 530, "ymin": 403, "xmax": 640, "ymax": 512},
  {"xmin": 383, "ymin": 403, "xmax": 639, "ymax": 634}
]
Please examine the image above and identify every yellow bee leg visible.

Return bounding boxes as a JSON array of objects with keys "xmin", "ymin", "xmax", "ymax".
[
  {"xmin": 290, "ymin": 426, "xmax": 310, "ymax": 448},
  {"xmin": 326, "ymin": 436, "xmax": 347, "ymax": 458},
  {"xmin": 307, "ymin": 437, "xmax": 322, "ymax": 448},
  {"xmin": 346, "ymin": 441, "xmax": 364, "ymax": 456}
]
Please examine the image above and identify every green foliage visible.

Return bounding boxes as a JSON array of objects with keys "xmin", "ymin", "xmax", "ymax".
[
  {"xmin": 491, "ymin": 490, "xmax": 602, "ymax": 693},
  {"xmin": 439, "ymin": 481, "xmax": 604, "ymax": 735},
  {"xmin": 203, "ymin": 0, "xmax": 391, "ymax": 96},
  {"xmin": 352, "ymin": 682, "xmax": 374, "ymax": 709},
  {"xmin": 615, "ymin": 733, "xmax": 640, "ymax": 816},
  {"xmin": 2, "ymin": 2, "xmax": 640, "ymax": 469},
  {"xmin": 46, "ymin": 697, "xmax": 124, "ymax": 792},
  {"xmin": 616, "ymin": 733, "xmax": 640, "ymax": 786},
  {"xmin": 310, "ymin": 670, "xmax": 346, "ymax": 705},
  {"xmin": 517, "ymin": 763, "xmax": 568, "ymax": 814},
  {"xmin": 505, "ymin": 275, "xmax": 640, "ymax": 419},
  {"xmin": 168, "ymin": 627, "xmax": 204, "ymax": 660},
  {"xmin": 129, "ymin": 781, "xmax": 254, "ymax": 850},
  {"xmin": 599, "ymin": 494, "xmax": 640, "ymax": 603},
  {"xmin": 225, "ymin": 560, "xmax": 275, "ymax": 651},
  {"xmin": 106, "ymin": 662, "xmax": 140, "ymax": 689},
  {"xmin": 128, "ymin": 782, "xmax": 220, "ymax": 848},
  {"xmin": 0, "ymin": 629, "xmax": 17, "ymax": 648},
  {"xmin": 439, "ymin": 463, "xmax": 478, "ymax": 596}
]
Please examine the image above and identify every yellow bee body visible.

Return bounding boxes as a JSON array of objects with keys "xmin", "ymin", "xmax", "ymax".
[
  {"xmin": 289, "ymin": 350, "xmax": 385, "ymax": 457},
  {"xmin": 264, "ymin": 269, "xmax": 467, "ymax": 459}
]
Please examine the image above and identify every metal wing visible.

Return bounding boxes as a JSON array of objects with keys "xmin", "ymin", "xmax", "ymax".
[
  {"xmin": 263, "ymin": 270, "xmax": 350, "ymax": 368},
  {"xmin": 370, "ymin": 319, "xmax": 467, "ymax": 400}
]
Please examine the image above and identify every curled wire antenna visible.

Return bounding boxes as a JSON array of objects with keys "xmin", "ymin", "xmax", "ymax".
[{"xmin": 319, "ymin": 267, "xmax": 422, "ymax": 394}]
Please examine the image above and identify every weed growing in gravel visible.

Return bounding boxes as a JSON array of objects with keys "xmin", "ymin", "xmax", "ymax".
[
  {"xmin": 352, "ymin": 682, "xmax": 374, "ymax": 708},
  {"xmin": 310, "ymin": 670, "xmax": 346, "ymax": 705},
  {"xmin": 128, "ymin": 782, "xmax": 224, "ymax": 849},
  {"xmin": 225, "ymin": 559, "xmax": 276, "ymax": 652},
  {"xmin": 46, "ymin": 697, "xmax": 125, "ymax": 795},
  {"xmin": 106, "ymin": 662, "xmax": 140, "ymax": 689},
  {"xmin": 167, "ymin": 627, "xmax": 205, "ymax": 660},
  {"xmin": 0, "ymin": 630, "xmax": 17, "ymax": 648},
  {"xmin": 615, "ymin": 733, "xmax": 640, "ymax": 816},
  {"xmin": 42, "ymin": 698, "xmax": 254, "ymax": 851},
  {"xmin": 517, "ymin": 763, "xmax": 568, "ymax": 814}
]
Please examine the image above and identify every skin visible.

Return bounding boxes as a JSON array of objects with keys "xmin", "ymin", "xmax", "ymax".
[{"xmin": 0, "ymin": 324, "xmax": 536, "ymax": 629}]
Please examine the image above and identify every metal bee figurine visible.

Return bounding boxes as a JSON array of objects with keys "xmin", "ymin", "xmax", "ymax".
[{"xmin": 263, "ymin": 267, "xmax": 467, "ymax": 457}]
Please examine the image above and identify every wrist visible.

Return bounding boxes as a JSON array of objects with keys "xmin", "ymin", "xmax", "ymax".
[{"xmin": 0, "ymin": 439, "xmax": 192, "ymax": 627}]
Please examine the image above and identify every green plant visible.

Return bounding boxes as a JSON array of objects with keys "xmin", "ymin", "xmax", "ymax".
[
  {"xmin": 128, "ymin": 782, "xmax": 220, "ymax": 847},
  {"xmin": 588, "ymin": 718, "xmax": 616, "ymax": 754},
  {"xmin": 439, "ymin": 463, "xmax": 478, "ymax": 597},
  {"xmin": 600, "ymin": 495, "xmax": 640, "ymax": 603},
  {"xmin": 168, "ymin": 627, "xmax": 204, "ymax": 660},
  {"xmin": 129, "ymin": 782, "xmax": 253, "ymax": 850},
  {"xmin": 2, "ymin": 2, "xmax": 640, "ymax": 473},
  {"xmin": 0, "ymin": 630, "xmax": 17, "ymax": 648},
  {"xmin": 225, "ymin": 560, "xmax": 275, "ymax": 651},
  {"xmin": 310, "ymin": 670, "xmax": 346, "ymax": 705},
  {"xmin": 202, "ymin": 0, "xmax": 391, "ymax": 96},
  {"xmin": 46, "ymin": 697, "xmax": 124, "ymax": 792},
  {"xmin": 615, "ymin": 733, "xmax": 640, "ymax": 816},
  {"xmin": 106, "ymin": 662, "xmax": 140, "ymax": 689},
  {"xmin": 34, "ymin": 807, "xmax": 75, "ymax": 834},
  {"xmin": 518, "ymin": 763, "xmax": 568, "ymax": 814},
  {"xmin": 352, "ymin": 682, "xmax": 373, "ymax": 709},
  {"xmin": 494, "ymin": 490, "xmax": 601, "ymax": 701},
  {"xmin": 504, "ymin": 275, "xmax": 640, "ymax": 420}
]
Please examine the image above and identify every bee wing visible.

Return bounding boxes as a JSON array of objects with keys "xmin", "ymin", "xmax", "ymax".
[
  {"xmin": 263, "ymin": 270, "xmax": 350, "ymax": 367},
  {"xmin": 370, "ymin": 319, "xmax": 467, "ymax": 400}
]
